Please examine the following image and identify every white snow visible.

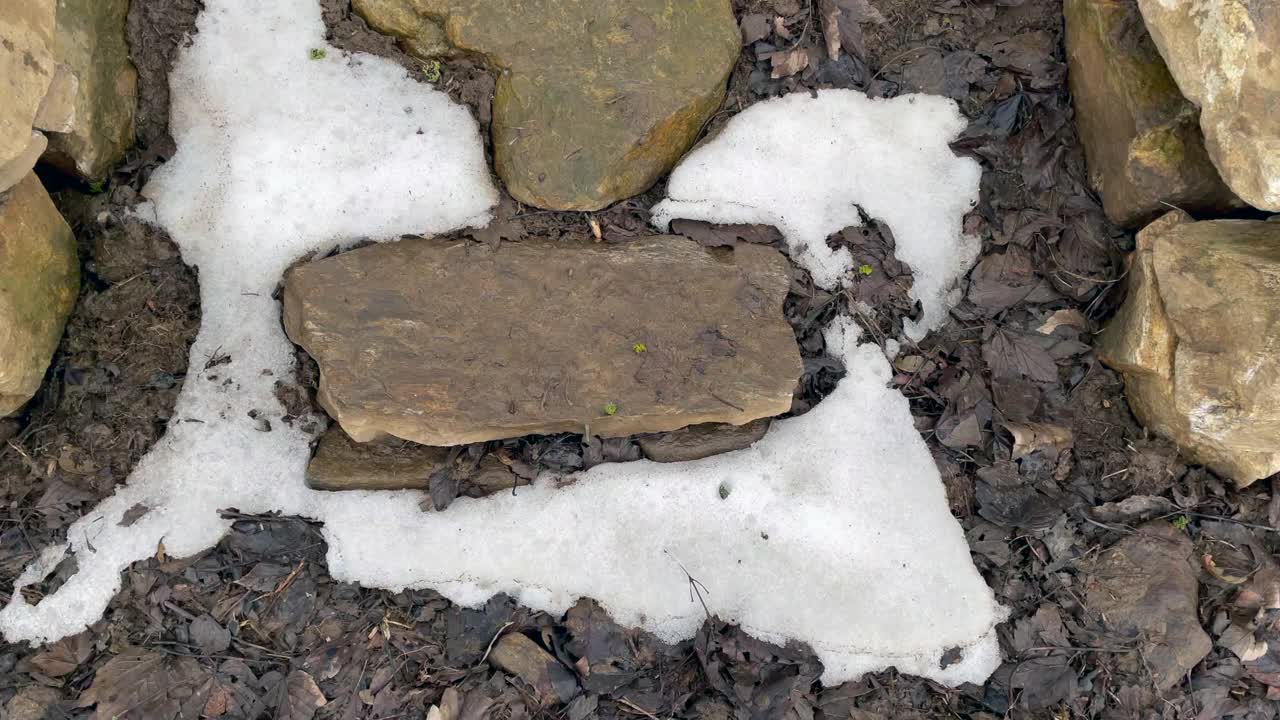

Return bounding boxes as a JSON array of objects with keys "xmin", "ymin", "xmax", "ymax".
[
  {"xmin": 0, "ymin": 0, "xmax": 1004, "ymax": 689},
  {"xmin": 652, "ymin": 89, "xmax": 982, "ymax": 340}
]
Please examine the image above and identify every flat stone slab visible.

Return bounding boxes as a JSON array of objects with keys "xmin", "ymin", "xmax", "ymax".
[
  {"xmin": 353, "ymin": 0, "xmax": 740, "ymax": 211},
  {"xmin": 284, "ymin": 237, "xmax": 800, "ymax": 446}
]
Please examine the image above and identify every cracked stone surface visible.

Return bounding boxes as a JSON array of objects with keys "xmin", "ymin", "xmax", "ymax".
[
  {"xmin": 283, "ymin": 236, "xmax": 801, "ymax": 446},
  {"xmin": 353, "ymin": 0, "xmax": 741, "ymax": 210}
]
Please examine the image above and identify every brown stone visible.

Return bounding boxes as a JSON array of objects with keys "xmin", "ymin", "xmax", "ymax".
[
  {"xmin": 307, "ymin": 426, "xmax": 450, "ymax": 491},
  {"xmin": 1085, "ymin": 521, "xmax": 1211, "ymax": 689},
  {"xmin": 0, "ymin": 1, "xmax": 58, "ymax": 193},
  {"xmin": 1137, "ymin": 0, "xmax": 1280, "ymax": 210},
  {"xmin": 487, "ymin": 633, "xmax": 579, "ymax": 706},
  {"xmin": 1, "ymin": 172, "xmax": 79, "ymax": 417},
  {"xmin": 1064, "ymin": 0, "xmax": 1239, "ymax": 227},
  {"xmin": 41, "ymin": 0, "xmax": 137, "ymax": 181},
  {"xmin": 637, "ymin": 418, "xmax": 771, "ymax": 463},
  {"xmin": 284, "ymin": 237, "xmax": 800, "ymax": 446},
  {"xmin": 1100, "ymin": 211, "xmax": 1280, "ymax": 485},
  {"xmin": 353, "ymin": 0, "xmax": 741, "ymax": 211}
]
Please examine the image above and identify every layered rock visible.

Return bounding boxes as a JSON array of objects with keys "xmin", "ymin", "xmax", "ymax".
[
  {"xmin": 353, "ymin": 0, "xmax": 740, "ymax": 210},
  {"xmin": 1064, "ymin": 0, "xmax": 1238, "ymax": 226},
  {"xmin": 1085, "ymin": 521, "xmax": 1211, "ymax": 689},
  {"xmin": 1, "ymin": 173, "xmax": 79, "ymax": 416},
  {"xmin": 1137, "ymin": 0, "xmax": 1280, "ymax": 210},
  {"xmin": 284, "ymin": 237, "xmax": 800, "ymax": 446},
  {"xmin": 1100, "ymin": 211, "xmax": 1280, "ymax": 485},
  {"xmin": 637, "ymin": 418, "xmax": 771, "ymax": 463},
  {"xmin": 41, "ymin": 0, "xmax": 137, "ymax": 181}
]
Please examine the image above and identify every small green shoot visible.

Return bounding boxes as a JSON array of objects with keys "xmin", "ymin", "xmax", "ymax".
[
  {"xmin": 858, "ymin": 263, "xmax": 874, "ymax": 276},
  {"xmin": 603, "ymin": 401, "xmax": 619, "ymax": 416},
  {"xmin": 309, "ymin": 48, "xmax": 327, "ymax": 60},
  {"xmin": 1172, "ymin": 515, "xmax": 1190, "ymax": 531},
  {"xmin": 422, "ymin": 60, "xmax": 442, "ymax": 83},
  {"xmin": 87, "ymin": 180, "xmax": 106, "ymax": 195},
  {"xmin": 632, "ymin": 342, "xmax": 647, "ymax": 354}
]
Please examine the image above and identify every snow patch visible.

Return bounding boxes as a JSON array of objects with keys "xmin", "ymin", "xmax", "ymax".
[
  {"xmin": 0, "ymin": 1, "xmax": 1003, "ymax": 689},
  {"xmin": 652, "ymin": 89, "xmax": 982, "ymax": 340}
]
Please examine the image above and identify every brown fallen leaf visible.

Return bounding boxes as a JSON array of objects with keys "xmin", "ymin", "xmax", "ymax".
[
  {"xmin": 769, "ymin": 48, "xmax": 810, "ymax": 78},
  {"xmin": 277, "ymin": 670, "xmax": 327, "ymax": 720},
  {"xmin": 78, "ymin": 647, "xmax": 209, "ymax": 720},
  {"xmin": 740, "ymin": 13, "xmax": 770, "ymax": 45},
  {"xmin": 1203, "ymin": 553, "xmax": 1251, "ymax": 585},
  {"xmin": 29, "ymin": 632, "xmax": 93, "ymax": 677},
  {"xmin": 1003, "ymin": 422, "xmax": 1073, "ymax": 461},
  {"xmin": 1037, "ymin": 308, "xmax": 1088, "ymax": 335},
  {"xmin": 817, "ymin": 0, "xmax": 886, "ymax": 60},
  {"xmin": 1219, "ymin": 623, "xmax": 1269, "ymax": 662}
]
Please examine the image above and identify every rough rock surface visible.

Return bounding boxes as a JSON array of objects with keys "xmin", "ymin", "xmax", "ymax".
[
  {"xmin": 1136, "ymin": 0, "xmax": 1280, "ymax": 210},
  {"xmin": 1100, "ymin": 211, "xmax": 1280, "ymax": 485},
  {"xmin": 0, "ymin": 173, "xmax": 79, "ymax": 417},
  {"xmin": 637, "ymin": 418, "xmax": 771, "ymax": 463},
  {"xmin": 1064, "ymin": 0, "xmax": 1238, "ymax": 226},
  {"xmin": 353, "ymin": 0, "xmax": 740, "ymax": 210},
  {"xmin": 42, "ymin": 0, "xmax": 137, "ymax": 181},
  {"xmin": 0, "ymin": 2, "xmax": 58, "ymax": 192},
  {"xmin": 487, "ymin": 633, "xmax": 579, "ymax": 706},
  {"xmin": 1085, "ymin": 521, "xmax": 1211, "ymax": 689},
  {"xmin": 284, "ymin": 237, "xmax": 800, "ymax": 446},
  {"xmin": 307, "ymin": 426, "xmax": 450, "ymax": 491}
]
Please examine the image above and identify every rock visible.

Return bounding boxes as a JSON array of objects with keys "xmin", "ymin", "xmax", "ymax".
[
  {"xmin": 1064, "ymin": 0, "xmax": 1239, "ymax": 227},
  {"xmin": 1084, "ymin": 521, "xmax": 1211, "ymax": 689},
  {"xmin": 1136, "ymin": 0, "xmax": 1280, "ymax": 210},
  {"xmin": 0, "ymin": 172, "xmax": 79, "ymax": 417},
  {"xmin": 353, "ymin": 0, "xmax": 740, "ymax": 211},
  {"xmin": 41, "ymin": 0, "xmax": 137, "ymax": 181},
  {"xmin": 284, "ymin": 237, "xmax": 800, "ymax": 446},
  {"xmin": 1100, "ymin": 211, "xmax": 1280, "ymax": 485},
  {"xmin": 307, "ymin": 426, "xmax": 450, "ymax": 491},
  {"xmin": 487, "ymin": 633, "xmax": 579, "ymax": 706},
  {"xmin": 637, "ymin": 418, "xmax": 771, "ymax": 463},
  {"xmin": 0, "ymin": 1, "xmax": 58, "ymax": 192}
]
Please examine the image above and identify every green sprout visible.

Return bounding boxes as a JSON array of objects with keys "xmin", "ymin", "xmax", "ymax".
[
  {"xmin": 632, "ymin": 342, "xmax": 647, "ymax": 354},
  {"xmin": 603, "ymin": 401, "xmax": 619, "ymax": 416},
  {"xmin": 309, "ymin": 48, "xmax": 327, "ymax": 60},
  {"xmin": 87, "ymin": 180, "xmax": 106, "ymax": 194},
  {"xmin": 1172, "ymin": 515, "xmax": 1190, "ymax": 531},
  {"xmin": 858, "ymin": 263, "xmax": 874, "ymax": 276},
  {"xmin": 422, "ymin": 60, "xmax": 442, "ymax": 83}
]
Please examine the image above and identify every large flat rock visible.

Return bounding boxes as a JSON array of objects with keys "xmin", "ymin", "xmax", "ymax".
[
  {"xmin": 284, "ymin": 237, "xmax": 800, "ymax": 446},
  {"xmin": 353, "ymin": 0, "xmax": 740, "ymax": 211},
  {"xmin": 1137, "ymin": 0, "xmax": 1280, "ymax": 210},
  {"xmin": 0, "ymin": 2, "xmax": 57, "ymax": 193},
  {"xmin": 1, "ymin": 172, "xmax": 79, "ymax": 416},
  {"xmin": 1100, "ymin": 211, "xmax": 1280, "ymax": 485},
  {"xmin": 1064, "ymin": 0, "xmax": 1239, "ymax": 227}
]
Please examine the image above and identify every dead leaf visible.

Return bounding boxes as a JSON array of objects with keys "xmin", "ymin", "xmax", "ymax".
[
  {"xmin": 277, "ymin": 670, "xmax": 327, "ymax": 720},
  {"xmin": 1219, "ymin": 623, "xmax": 1269, "ymax": 662},
  {"xmin": 78, "ymin": 648, "xmax": 209, "ymax": 720},
  {"xmin": 1003, "ymin": 422, "xmax": 1073, "ymax": 461},
  {"xmin": 190, "ymin": 614, "xmax": 232, "ymax": 654},
  {"xmin": 119, "ymin": 503, "xmax": 149, "ymax": 527},
  {"xmin": 983, "ymin": 326, "xmax": 1059, "ymax": 383},
  {"xmin": 968, "ymin": 246, "xmax": 1039, "ymax": 313},
  {"xmin": 768, "ymin": 48, "xmax": 810, "ymax": 78},
  {"xmin": 30, "ymin": 632, "xmax": 93, "ymax": 677},
  {"xmin": 740, "ymin": 13, "xmax": 770, "ymax": 45},
  {"xmin": 818, "ymin": 0, "xmax": 886, "ymax": 60},
  {"xmin": 1203, "ymin": 553, "xmax": 1251, "ymax": 585},
  {"xmin": 1037, "ymin": 309, "xmax": 1087, "ymax": 335}
]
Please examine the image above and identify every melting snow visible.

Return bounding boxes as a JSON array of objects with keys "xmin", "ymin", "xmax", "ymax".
[
  {"xmin": 652, "ymin": 89, "xmax": 982, "ymax": 340},
  {"xmin": 0, "ymin": 0, "xmax": 1003, "ymax": 688}
]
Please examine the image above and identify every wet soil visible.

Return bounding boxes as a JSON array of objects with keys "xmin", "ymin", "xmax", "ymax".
[{"xmin": 3, "ymin": 0, "xmax": 1280, "ymax": 718}]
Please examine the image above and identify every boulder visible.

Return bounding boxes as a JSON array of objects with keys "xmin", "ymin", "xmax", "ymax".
[
  {"xmin": 0, "ymin": 2, "xmax": 58, "ymax": 192},
  {"xmin": 1085, "ymin": 521, "xmax": 1211, "ymax": 689},
  {"xmin": 487, "ymin": 633, "xmax": 579, "ymax": 706},
  {"xmin": 1100, "ymin": 211, "xmax": 1280, "ymax": 485},
  {"xmin": 1064, "ymin": 0, "xmax": 1239, "ymax": 227},
  {"xmin": 637, "ymin": 418, "xmax": 771, "ymax": 463},
  {"xmin": 41, "ymin": 0, "xmax": 137, "ymax": 182},
  {"xmin": 1, "ymin": 172, "xmax": 79, "ymax": 417},
  {"xmin": 1136, "ymin": 0, "xmax": 1280, "ymax": 210},
  {"xmin": 284, "ymin": 237, "xmax": 800, "ymax": 446},
  {"xmin": 353, "ymin": 0, "xmax": 740, "ymax": 211}
]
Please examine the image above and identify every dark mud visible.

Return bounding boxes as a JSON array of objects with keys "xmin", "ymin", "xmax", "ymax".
[{"xmin": 3, "ymin": 0, "xmax": 1280, "ymax": 718}]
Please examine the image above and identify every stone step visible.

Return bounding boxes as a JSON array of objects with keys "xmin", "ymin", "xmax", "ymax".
[{"xmin": 284, "ymin": 236, "xmax": 801, "ymax": 447}]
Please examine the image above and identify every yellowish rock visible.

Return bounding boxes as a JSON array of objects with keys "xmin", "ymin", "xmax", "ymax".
[
  {"xmin": 0, "ymin": 1, "xmax": 58, "ymax": 192},
  {"xmin": 1100, "ymin": 211, "xmax": 1280, "ymax": 485},
  {"xmin": 1137, "ymin": 0, "xmax": 1280, "ymax": 210},
  {"xmin": 1064, "ymin": 0, "xmax": 1239, "ymax": 227},
  {"xmin": 354, "ymin": 0, "xmax": 741, "ymax": 211},
  {"xmin": 42, "ymin": 0, "xmax": 137, "ymax": 181},
  {"xmin": 0, "ymin": 172, "xmax": 79, "ymax": 417}
]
